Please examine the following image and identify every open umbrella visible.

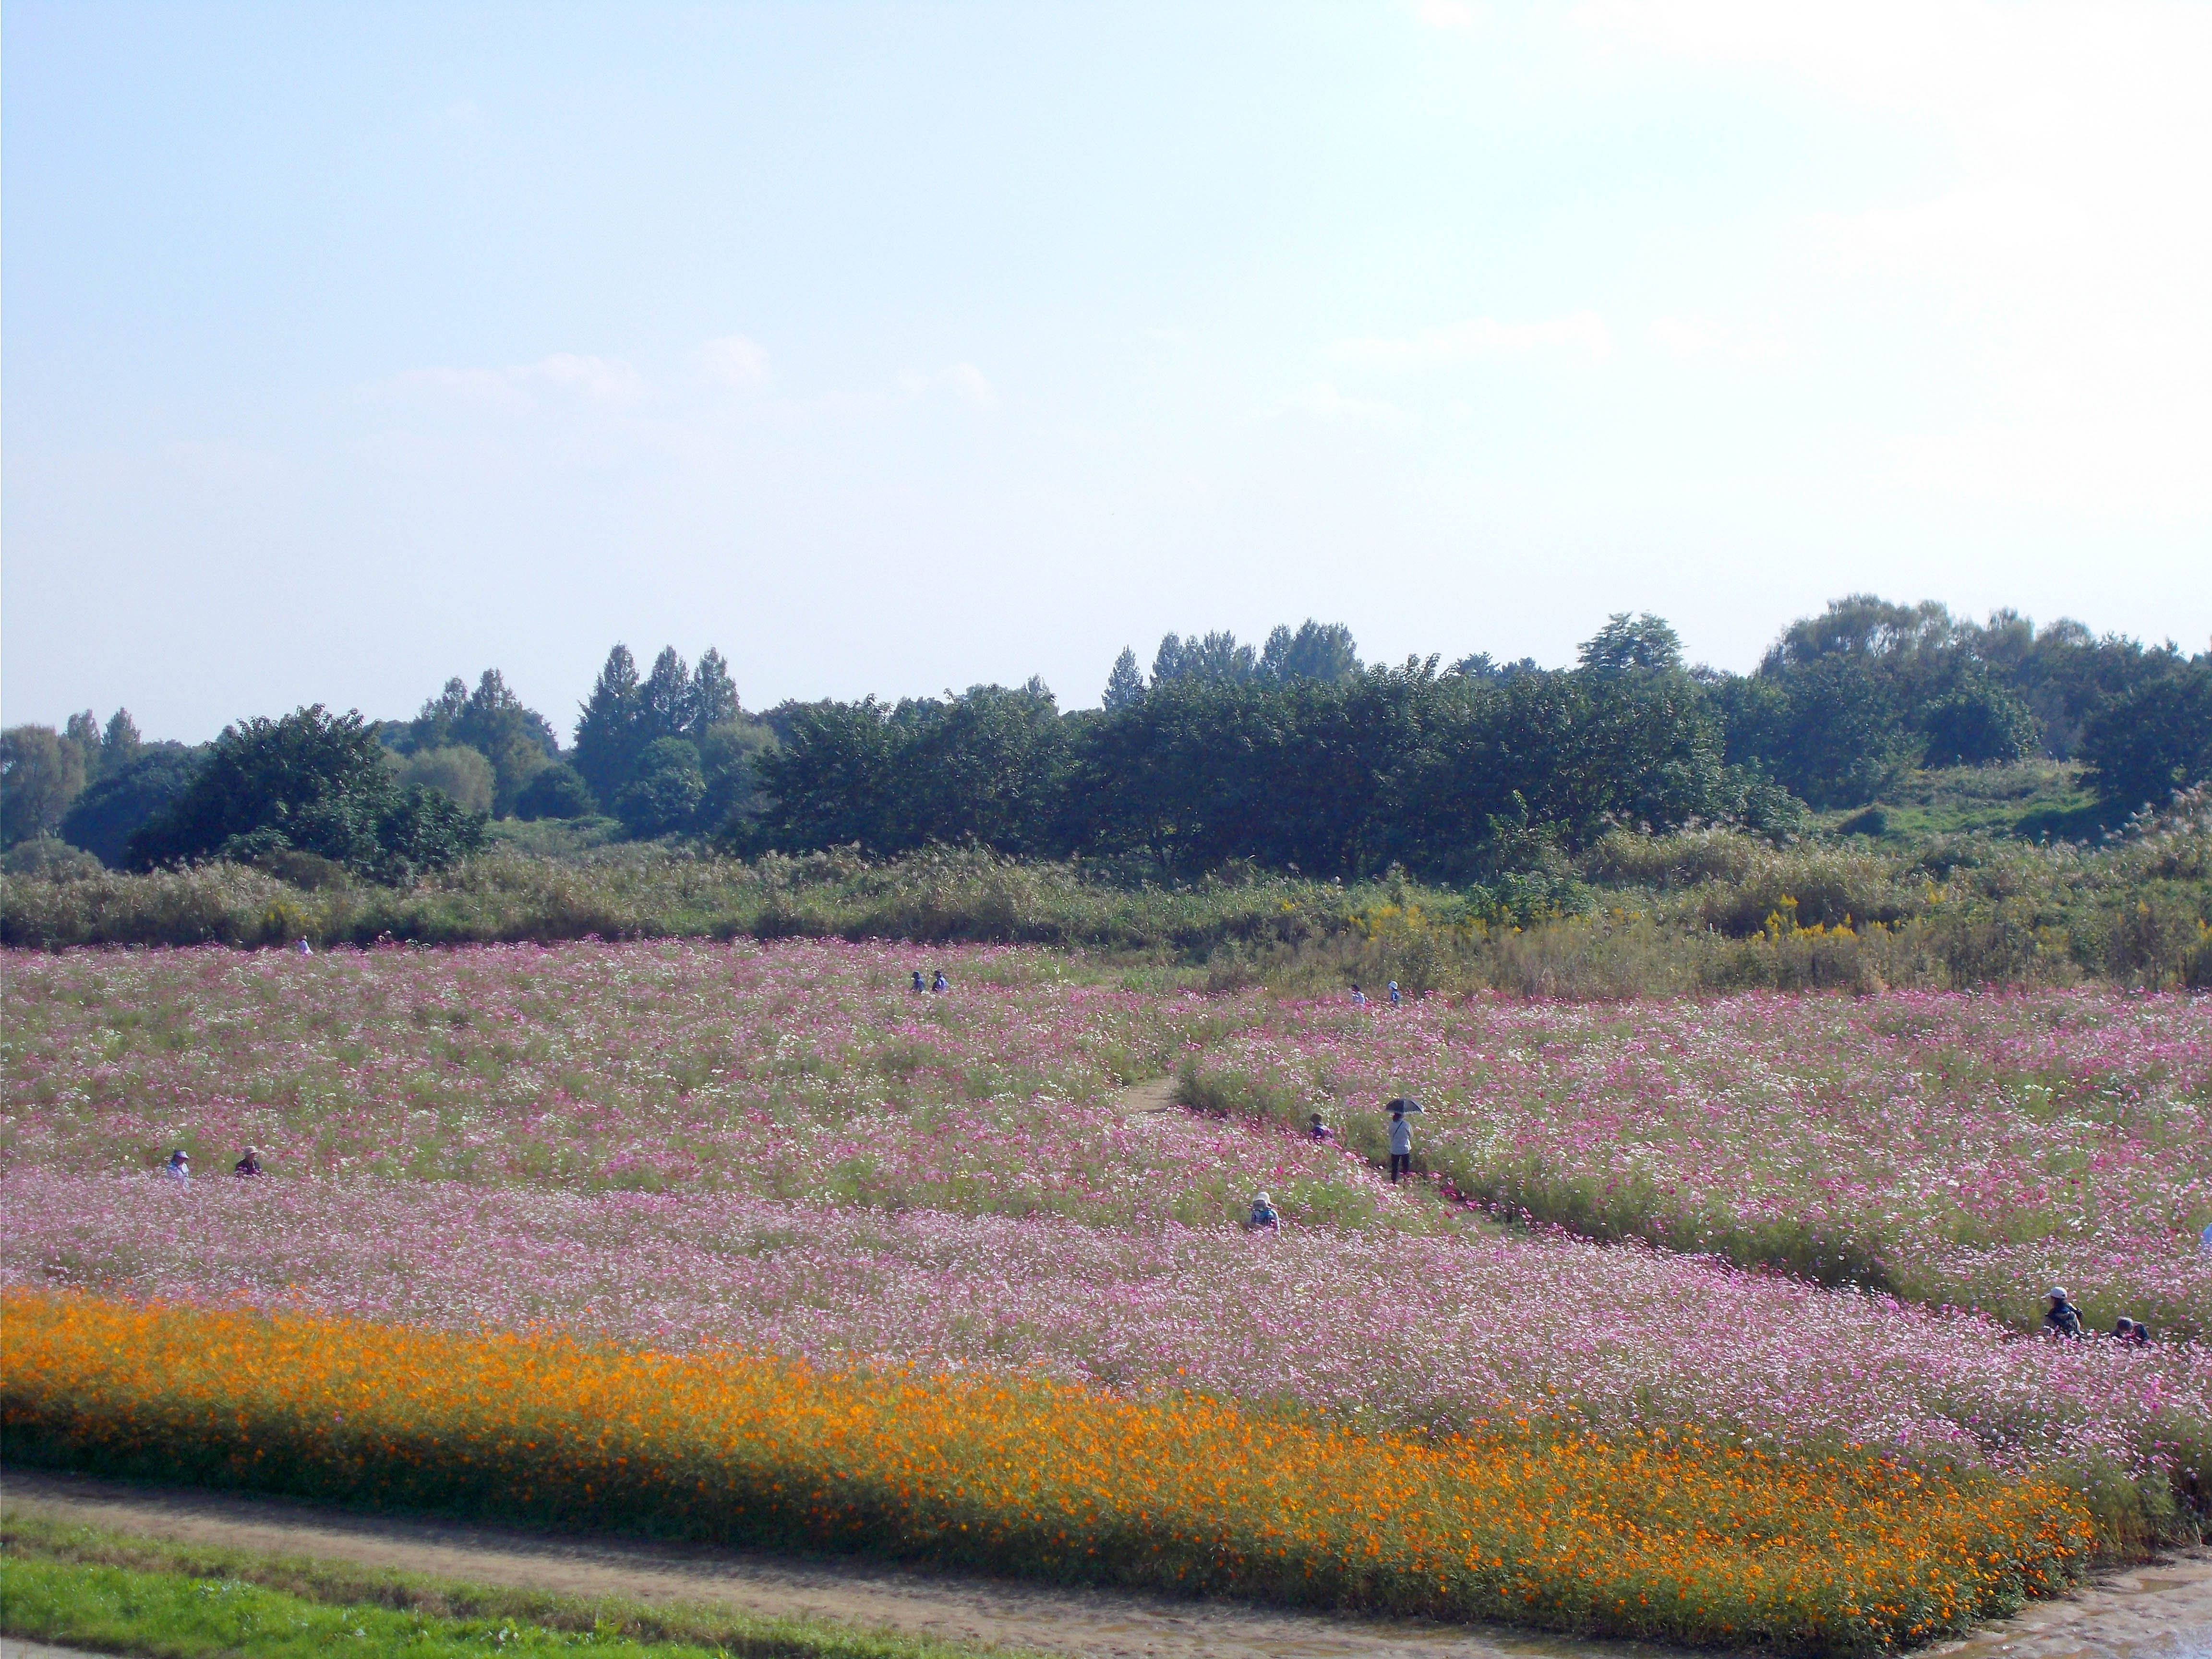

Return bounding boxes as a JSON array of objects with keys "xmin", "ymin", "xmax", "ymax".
[{"xmin": 1384, "ymin": 1096, "xmax": 1424, "ymax": 1113}]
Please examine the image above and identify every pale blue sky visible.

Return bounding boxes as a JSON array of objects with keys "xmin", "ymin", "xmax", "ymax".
[{"xmin": 5, "ymin": 1, "xmax": 2207, "ymax": 741}]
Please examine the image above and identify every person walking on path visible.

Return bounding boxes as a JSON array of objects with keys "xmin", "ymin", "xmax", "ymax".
[
  {"xmin": 2043, "ymin": 1286, "xmax": 2084, "ymax": 1338},
  {"xmin": 1385, "ymin": 1098, "xmax": 1422, "ymax": 1183}
]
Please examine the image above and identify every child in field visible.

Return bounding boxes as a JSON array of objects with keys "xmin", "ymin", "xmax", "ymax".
[
  {"xmin": 1308, "ymin": 1112, "xmax": 1334, "ymax": 1142},
  {"xmin": 295, "ymin": 937, "xmax": 313, "ymax": 955},
  {"xmin": 911, "ymin": 970, "xmax": 926, "ymax": 994},
  {"xmin": 932, "ymin": 970, "xmax": 949, "ymax": 994},
  {"xmin": 1246, "ymin": 1191, "xmax": 1279, "ymax": 1231},
  {"xmin": 161, "ymin": 1149, "xmax": 191, "ymax": 1185},
  {"xmin": 2042, "ymin": 1286, "xmax": 2083, "ymax": 1338},
  {"xmin": 1350, "ymin": 984, "xmax": 1367, "ymax": 1007},
  {"xmin": 2115, "ymin": 1317, "xmax": 2152, "ymax": 1344}
]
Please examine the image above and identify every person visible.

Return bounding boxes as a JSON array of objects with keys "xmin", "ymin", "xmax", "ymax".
[
  {"xmin": 2201, "ymin": 1220, "xmax": 2212, "ymax": 1257},
  {"xmin": 1387, "ymin": 980, "xmax": 1401, "ymax": 1007},
  {"xmin": 1246, "ymin": 1191, "xmax": 1279, "ymax": 1231},
  {"xmin": 1308, "ymin": 1112, "xmax": 1334, "ymax": 1142},
  {"xmin": 2124, "ymin": 1318, "xmax": 2152, "ymax": 1345},
  {"xmin": 911, "ymin": 970, "xmax": 926, "ymax": 994},
  {"xmin": 2113, "ymin": 1317, "xmax": 2136, "ymax": 1339},
  {"xmin": 161, "ymin": 1149, "xmax": 191, "ymax": 1185},
  {"xmin": 2042, "ymin": 1286, "xmax": 2083, "ymax": 1338},
  {"xmin": 932, "ymin": 970, "xmax": 949, "ymax": 994},
  {"xmin": 1350, "ymin": 983, "xmax": 1367, "ymax": 1007},
  {"xmin": 1387, "ymin": 1100, "xmax": 1417, "ymax": 1183},
  {"xmin": 295, "ymin": 937, "xmax": 313, "ymax": 955},
  {"xmin": 234, "ymin": 1147, "xmax": 262, "ymax": 1177}
]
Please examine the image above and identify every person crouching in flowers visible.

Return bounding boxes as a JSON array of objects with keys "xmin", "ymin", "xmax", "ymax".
[
  {"xmin": 1245, "ymin": 1191, "xmax": 1279, "ymax": 1231},
  {"xmin": 2042, "ymin": 1286, "xmax": 2083, "ymax": 1338},
  {"xmin": 233, "ymin": 1147, "xmax": 262, "ymax": 1177},
  {"xmin": 1307, "ymin": 1112, "xmax": 1334, "ymax": 1142},
  {"xmin": 160, "ymin": 1149, "xmax": 190, "ymax": 1185}
]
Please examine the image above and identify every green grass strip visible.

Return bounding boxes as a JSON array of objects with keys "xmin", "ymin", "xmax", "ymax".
[{"xmin": 0, "ymin": 1513, "xmax": 1020, "ymax": 1659}]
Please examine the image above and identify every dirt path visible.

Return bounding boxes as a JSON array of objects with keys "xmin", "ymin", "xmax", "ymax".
[
  {"xmin": 1114, "ymin": 1077, "xmax": 1180, "ymax": 1117},
  {"xmin": 7, "ymin": 1470, "xmax": 2211, "ymax": 1659}
]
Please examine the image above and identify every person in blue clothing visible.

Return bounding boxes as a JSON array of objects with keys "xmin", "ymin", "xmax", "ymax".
[
  {"xmin": 1245, "ymin": 1191, "xmax": 1279, "ymax": 1231},
  {"xmin": 2042, "ymin": 1286, "xmax": 2083, "ymax": 1338},
  {"xmin": 1349, "ymin": 983, "xmax": 1367, "ymax": 1007},
  {"xmin": 1387, "ymin": 980, "xmax": 1401, "ymax": 1006},
  {"xmin": 932, "ymin": 970, "xmax": 949, "ymax": 994},
  {"xmin": 911, "ymin": 970, "xmax": 926, "ymax": 994}
]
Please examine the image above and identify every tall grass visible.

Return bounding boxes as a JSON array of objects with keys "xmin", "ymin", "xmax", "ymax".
[{"xmin": 6, "ymin": 787, "xmax": 2207, "ymax": 993}]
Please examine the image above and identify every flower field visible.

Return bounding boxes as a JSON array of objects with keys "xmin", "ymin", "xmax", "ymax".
[
  {"xmin": 1180, "ymin": 990, "xmax": 2212, "ymax": 1339},
  {"xmin": 0, "ymin": 940, "xmax": 1424, "ymax": 1233},
  {"xmin": 0, "ymin": 1289, "xmax": 2100, "ymax": 1653},
  {"xmin": 5, "ymin": 939, "xmax": 2212, "ymax": 1646}
]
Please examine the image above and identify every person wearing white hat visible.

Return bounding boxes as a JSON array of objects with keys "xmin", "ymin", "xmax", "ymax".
[
  {"xmin": 2042, "ymin": 1286, "xmax": 2083, "ymax": 1338},
  {"xmin": 160, "ymin": 1149, "xmax": 191, "ymax": 1186},
  {"xmin": 1245, "ymin": 1191, "xmax": 1279, "ymax": 1231}
]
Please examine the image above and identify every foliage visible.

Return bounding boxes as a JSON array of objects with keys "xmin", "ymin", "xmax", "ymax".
[
  {"xmin": 397, "ymin": 745, "xmax": 496, "ymax": 816},
  {"xmin": 128, "ymin": 707, "xmax": 485, "ymax": 885},
  {"xmin": 615, "ymin": 737, "xmax": 707, "ymax": 839},
  {"xmin": 2081, "ymin": 662, "xmax": 2212, "ymax": 814},
  {"xmin": 58, "ymin": 743, "xmax": 204, "ymax": 866},
  {"xmin": 514, "ymin": 762, "xmax": 599, "ymax": 821},
  {"xmin": 0, "ymin": 1291, "xmax": 2100, "ymax": 1651},
  {"xmin": 394, "ymin": 672, "xmax": 559, "ymax": 817},
  {"xmin": 0, "ymin": 724, "xmax": 88, "ymax": 847}
]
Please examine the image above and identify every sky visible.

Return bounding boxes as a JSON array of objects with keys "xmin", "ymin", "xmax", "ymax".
[{"xmin": 4, "ymin": 0, "xmax": 2208, "ymax": 743}]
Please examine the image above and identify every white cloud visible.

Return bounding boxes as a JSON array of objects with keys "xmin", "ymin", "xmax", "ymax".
[
  {"xmin": 394, "ymin": 353, "xmax": 644, "ymax": 408},
  {"xmin": 1577, "ymin": 0, "xmax": 2212, "ymax": 516},
  {"xmin": 1263, "ymin": 382, "xmax": 1413, "ymax": 424},
  {"xmin": 1649, "ymin": 314, "xmax": 1790, "ymax": 363},
  {"xmin": 1326, "ymin": 313, "xmax": 1612, "ymax": 372},
  {"xmin": 703, "ymin": 335, "xmax": 771, "ymax": 390}
]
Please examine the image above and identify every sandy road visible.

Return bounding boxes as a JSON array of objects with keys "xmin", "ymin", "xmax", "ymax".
[{"xmin": 6, "ymin": 1470, "xmax": 2211, "ymax": 1659}]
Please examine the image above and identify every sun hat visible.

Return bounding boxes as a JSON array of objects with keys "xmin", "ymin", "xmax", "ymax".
[
  {"xmin": 1255, "ymin": 1191, "xmax": 1271, "ymax": 1205},
  {"xmin": 2048, "ymin": 1286, "xmax": 2068, "ymax": 1301}
]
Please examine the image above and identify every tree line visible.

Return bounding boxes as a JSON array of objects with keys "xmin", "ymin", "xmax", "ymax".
[{"xmin": 3, "ymin": 596, "xmax": 2208, "ymax": 885}]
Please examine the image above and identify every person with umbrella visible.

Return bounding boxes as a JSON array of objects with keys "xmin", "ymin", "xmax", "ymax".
[{"xmin": 1385, "ymin": 1096, "xmax": 1423, "ymax": 1183}]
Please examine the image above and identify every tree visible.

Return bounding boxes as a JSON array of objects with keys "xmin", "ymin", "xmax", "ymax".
[
  {"xmin": 1771, "ymin": 658, "xmax": 1916, "ymax": 808},
  {"xmin": 1578, "ymin": 613, "xmax": 1683, "ymax": 675},
  {"xmin": 401, "ymin": 670, "xmax": 560, "ymax": 816},
  {"xmin": 1101, "ymin": 648, "xmax": 1147, "ymax": 711},
  {"xmin": 686, "ymin": 649, "xmax": 741, "ymax": 735},
  {"xmin": 1, "ymin": 726, "xmax": 90, "ymax": 847},
  {"xmin": 697, "ymin": 720, "xmax": 774, "ymax": 834},
  {"xmin": 515, "ymin": 763, "xmax": 598, "ymax": 821},
  {"xmin": 1152, "ymin": 630, "xmax": 1258, "ymax": 685},
  {"xmin": 2081, "ymin": 664, "xmax": 2212, "ymax": 812},
  {"xmin": 616, "ymin": 736, "xmax": 706, "ymax": 838},
  {"xmin": 129, "ymin": 706, "xmax": 484, "ymax": 883},
  {"xmin": 572, "ymin": 646, "xmax": 644, "ymax": 805},
  {"xmin": 1260, "ymin": 620, "xmax": 1361, "ymax": 684},
  {"xmin": 1918, "ymin": 676, "xmax": 2040, "ymax": 768},
  {"xmin": 102, "ymin": 709, "xmax": 144, "ymax": 772},
  {"xmin": 397, "ymin": 745, "xmax": 496, "ymax": 815},
  {"xmin": 639, "ymin": 648, "xmax": 692, "ymax": 744},
  {"xmin": 60, "ymin": 744, "xmax": 202, "ymax": 866}
]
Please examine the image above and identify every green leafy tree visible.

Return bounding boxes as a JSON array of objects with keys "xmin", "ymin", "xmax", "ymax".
[
  {"xmin": 1101, "ymin": 648, "xmax": 1147, "ymax": 711},
  {"xmin": 1577, "ymin": 613, "xmax": 1684, "ymax": 675},
  {"xmin": 1918, "ymin": 675, "xmax": 2041, "ymax": 767},
  {"xmin": 616, "ymin": 736, "xmax": 707, "ymax": 838},
  {"xmin": 514, "ymin": 763, "xmax": 598, "ymax": 821},
  {"xmin": 402, "ymin": 671, "xmax": 559, "ymax": 816},
  {"xmin": 129, "ymin": 706, "xmax": 484, "ymax": 883},
  {"xmin": 60, "ymin": 744, "xmax": 202, "ymax": 866},
  {"xmin": 2082, "ymin": 663, "xmax": 2212, "ymax": 812},
  {"xmin": 101, "ymin": 709, "xmax": 144, "ymax": 773},
  {"xmin": 572, "ymin": 646, "xmax": 644, "ymax": 805},
  {"xmin": 686, "ymin": 649, "xmax": 741, "ymax": 735},
  {"xmin": 639, "ymin": 648, "xmax": 692, "ymax": 743},
  {"xmin": 1260, "ymin": 620, "xmax": 1362, "ymax": 684},
  {"xmin": 697, "ymin": 720, "xmax": 774, "ymax": 834},
  {"xmin": 0, "ymin": 726, "xmax": 90, "ymax": 848},
  {"xmin": 1771, "ymin": 657, "xmax": 1916, "ymax": 808},
  {"xmin": 397, "ymin": 745, "xmax": 496, "ymax": 815}
]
